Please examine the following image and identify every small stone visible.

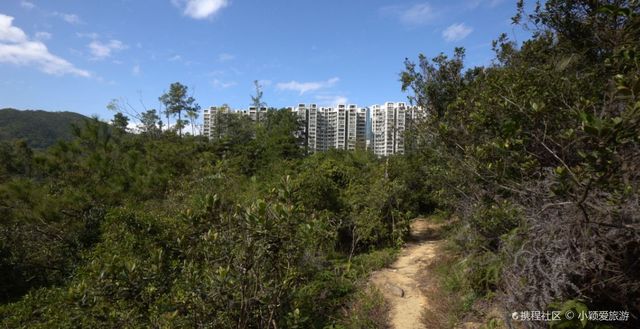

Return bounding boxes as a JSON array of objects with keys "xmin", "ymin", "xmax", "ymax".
[{"xmin": 387, "ymin": 284, "xmax": 404, "ymax": 297}]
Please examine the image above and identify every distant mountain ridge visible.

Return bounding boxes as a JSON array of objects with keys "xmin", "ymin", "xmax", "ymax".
[{"xmin": 0, "ymin": 108, "xmax": 91, "ymax": 149}]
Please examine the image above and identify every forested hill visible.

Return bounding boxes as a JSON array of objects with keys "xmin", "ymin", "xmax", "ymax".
[{"xmin": 0, "ymin": 108, "xmax": 91, "ymax": 149}]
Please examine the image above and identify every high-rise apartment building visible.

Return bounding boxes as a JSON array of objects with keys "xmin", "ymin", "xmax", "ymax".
[
  {"xmin": 336, "ymin": 105, "xmax": 347, "ymax": 150},
  {"xmin": 238, "ymin": 106, "xmax": 268, "ymax": 122},
  {"xmin": 347, "ymin": 105, "xmax": 367, "ymax": 151},
  {"xmin": 204, "ymin": 106, "xmax": 269, "ymax": 140},
  {"xmin": 203, "ymin": 106, "xmax": 232, "ymax": 140},
  {"xmin": 294, "ymin": 103, "xmax": 316, "ymax": 151},
  {"xmin": 295, "ymin": 104, "xmax": 367, "ymax": 153},
  {"xmin": 203, "ymin": 102, "xmax": 420, "ymax": 156},
  {"xmin": 370, "ymin": 102, "xmax": 423, "ymax": 157},
  {"xmin": 203, "ymin": 108, "xmax": 212, "ymax": 137},
  {"xmin": 294, "ymin": 104, "xmax": 310, "ymax": 148}
]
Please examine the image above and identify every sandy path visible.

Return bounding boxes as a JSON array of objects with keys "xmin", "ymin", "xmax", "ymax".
[{"xmin": 370, "ymin": 218, "xmax": 443, "ymax": 329}]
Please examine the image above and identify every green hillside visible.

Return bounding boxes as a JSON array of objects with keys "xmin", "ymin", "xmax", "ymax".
[{"xmin": 0, "ymin": 108, "xmax": 91, "ymax": 149}]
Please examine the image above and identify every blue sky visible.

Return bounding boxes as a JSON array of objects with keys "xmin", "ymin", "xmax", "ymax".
[{"xmin": 0, "ymin": 0, "xmax": 532, "ymax": 122}]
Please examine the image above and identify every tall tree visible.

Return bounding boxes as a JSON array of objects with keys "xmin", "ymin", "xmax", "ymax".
[
  {"xmin": 111, "ymin": 112, "xmax": 129, "ymax": 132},
  {"xmin": 159, "ymin": 82, "xmax": 199, "ymax": 136},
  {"xmin": 400, "ymin": 47, "xmax": 466, "ymax": 118},
  {"xmin": 162, "ymin": 103, "xmax": 170, "ymax": 133},
  {"xmin": 138, "ymin": 109, "xmax": 161, "ymax": 136},
  {"xmin": 251, "ymin": 80, "xmax": 266, "ymax": 110},
  {"xmin": 186, "ymin": 103, "xmax": 201, "ymax": 136}
]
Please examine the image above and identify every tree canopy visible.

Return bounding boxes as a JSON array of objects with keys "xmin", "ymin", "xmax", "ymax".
[{"xmin": 159, "ymin": 82, "xmax": 200, "ymax": 136}]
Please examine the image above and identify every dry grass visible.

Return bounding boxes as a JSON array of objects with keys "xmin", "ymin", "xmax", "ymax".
[
  {"xmin": 419, "ymin": 250, "xmax": 519, "ymax": 329},
  {"xmin": 339, "ymin": 285, "xmax": 392, "ymax": 329},
  {"xmin": 420, "ymin": 253, "xmax": 466, "ymax": 329}
]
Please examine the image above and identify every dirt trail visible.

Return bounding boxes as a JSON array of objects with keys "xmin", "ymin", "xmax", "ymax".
[{"xmin": 370, "ymin": 218, "xmax": 443, "ymax": 329}]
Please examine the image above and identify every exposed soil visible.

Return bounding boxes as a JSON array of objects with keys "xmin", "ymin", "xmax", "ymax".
[{"xmin": 370, "ymin": 218, "xmax": 444, "ymax": 329}]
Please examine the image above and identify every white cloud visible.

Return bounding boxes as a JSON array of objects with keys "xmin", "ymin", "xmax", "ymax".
[
  {"xmin": 168, "ymin": 54, "xmax": 182, "ymax": 61},
  {"xmin": 401, "ymin": 3, "xmax": 437, "ymax": 25},
  {"xmin": 0, "ymin": 14, "xmax": 89, "ymax": 77},
  {"xmin": 0, "ymin": 40, "xmax": 90, "ymax": 77},
  {"xmin": 442, "ymin": 23, "xmax": 473, "ymax": 42},
  {"xmin": 258, "ymin": 79, "xmax": 272, "ymax": 87},
  {"xmin": 126, "ymin": 121, "xmax": 141, "ymax": 133},
  {"xmin": 276, "ymin": 77, "xmax": 339, "ymax": 95},
  {"xmin": 316, "ymin": 95, "xmax": 349, "ymax": 107},
  {"xmin": 172, "ymin": 0, "xmax": 229, "ymax": 19},
  {"xmin": 88, "ymin": 39, "xmax": 127, "ymax": 60},
  {"xmin": 465, "ymin": 0, "xmax": 504, "ymax": 8},
  {"xmin": 20, "ymin": 1, "xmax": 35, "ymax": 9},
  {"xmin": 212, "ymin": 79, "xmax": 236, "ymax": 88},
  {"xmin": 132, "ymin": 64, "xmax": 141, "ymax": 76},
  {"xmin": 381, "ymin": 3, "xmax": 439, "ymax": 26},
  {"xmin": 53, "ymin": 12, "xmax": 82, "ymax": 25},
  {"xmin": 0, "ymin": 15, "xmax": 28, "ymax": 43},
  {"xmin": 76, "ymin": 32, "xmax": 99, "ymax": 39},
  {"xmin": 35, "ymin": 31, "xmax": 52, "ymax": 40},
  {"xmin": 218, "ymin": 52, "xmax": 234, "ymax": 62}
]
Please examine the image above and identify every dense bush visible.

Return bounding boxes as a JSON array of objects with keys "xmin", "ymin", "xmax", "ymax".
[
  {"xmin": 0, "ymin": 107, "xmax": 417, "ymax": 327},
  {"xmin": 402, "ymin": 0, "xmax": 639, "ymax": 327}
]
